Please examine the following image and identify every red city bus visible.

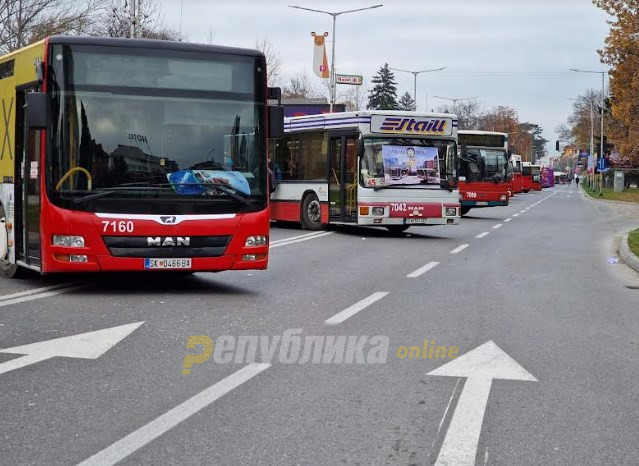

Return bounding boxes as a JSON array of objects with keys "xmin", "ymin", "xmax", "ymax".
[
  {"xmin": 457, "ymin": 131, "xmax": 511, "ymax": 216},
  {"xmin": 510, "ymin": 154, "xmax": 523, "ymax": 194},
  {"xmin": 531, "ymin": 164, "xmax": 542, "ymax": 190},
  {"xmin": 0, "ymin": 36, "xmax": 284, "ymax": 278},
  {"xmin": 521, "ymin": 162, "xmax": 534, "ymax": 192}
]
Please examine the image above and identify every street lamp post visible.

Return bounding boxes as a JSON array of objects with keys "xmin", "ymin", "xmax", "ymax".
[
  {"xmin": 288, "ymin": 4, "xmax": 383, "ymax": 112},
  {"xmin": 389, "ymin": 67, "xmax": 446, "ymax": 111},
  {"xmin": 570, "ymin": 68, "xmax": 607, "ymax": 195},
  {"xmin": 432, "ymin": 95, "xmax": 479, "ymax": 114}
]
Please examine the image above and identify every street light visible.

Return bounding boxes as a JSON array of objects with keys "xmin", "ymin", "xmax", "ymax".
[
  {"xmin": 288, "ymin": 4, "xmax": 383, "ymax": 112},
  {"xmin": 388, "ymin": 67, "xmax": 446, "ymax": 111},
  {"xmin": 432, "ymin": 95, "xmax": 479, "ymax": 113},
  {"xmin": 569, "ymin": 68, "xmax": 607, "ymax": 195}
]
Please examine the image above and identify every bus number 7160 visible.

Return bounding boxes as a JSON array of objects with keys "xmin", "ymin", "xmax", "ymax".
[{"xmin": 102, "ymin": 221, "xmax": 135, "ymax": 233}]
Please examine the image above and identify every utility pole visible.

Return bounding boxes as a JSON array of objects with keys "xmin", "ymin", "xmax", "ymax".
[
  {"xmin": 288, "ymin": 5, "xmax": 383, "ymax": 112},
  {"xmin": 130, "ymin": 0, "xmax": 138, "ymax": 38},
  {"xmin": 389, "ymin": 67, "xmax": 446, "ymax": 111},
  {"xmin": 433, "ymin": 95, "xmax": 478, "ymax": 114}
]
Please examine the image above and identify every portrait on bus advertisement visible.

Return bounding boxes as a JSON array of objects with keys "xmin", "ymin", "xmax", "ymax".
[{"xmin": 382, "ymin": 145, "xmax": 440, "ymax": 186}]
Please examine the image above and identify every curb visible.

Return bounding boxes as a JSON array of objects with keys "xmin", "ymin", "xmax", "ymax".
[{"xmin": 619, "ymin": 232, "xmax": 639, "ymax": 274}]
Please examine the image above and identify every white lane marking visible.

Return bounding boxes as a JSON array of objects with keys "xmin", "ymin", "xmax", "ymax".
[
  {"xmin": 475, "ymin": 232, "xmax": 490, "ymax": 239},
  {"xmin": 504, "ymin": 218, "xmax": 512, "ymax": 223},
  {"xmin": 0, "ymin": 285, "xmax": 85, "ymax": 308},
  {"xmin": 450, "ymin": 244, "xmax": 469, "ymax": 255},
  {"xmin": 270, "ymin": 231, "xmax": 333, "ymax": 248},
  {"xmin": 520, "ymin": 210, "xmax": 526, "ymax": 213},
  {"xmin": 428, "ymin": 341, "xmax": 537, "ymax": 466},
  {"xmin": 0, "ymin": 322, "xmax": 144, "ymax": 376},
  {"xmin": 325, "ymin": 291, "xmax": 389, "ymax": 325},
  {"xmin": 0, "ymin": 283, "xmax": 78, "ymax": 301},
  {"xmin": 270, "ymin": 231, "xmax": 326, "ymax": 245},
  {"xmin": 512, "ymin": 213, "xmax": 520, "ymax": 217},
  {"xmin": 492, "ymin": 224, "xmax": 503, "ymax": 230},
  {"xmin": 77, "ymin": 363, "xmax": 271, "ymax": 466},
  {"xmin": 407, "ymin": 261, "xmax": 440, "ymax": 279}
]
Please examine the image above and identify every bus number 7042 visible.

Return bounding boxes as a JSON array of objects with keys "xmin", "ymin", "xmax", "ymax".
[{"xmin": 102, "ymin": 221, "xmax": 135, "ymax": 233}]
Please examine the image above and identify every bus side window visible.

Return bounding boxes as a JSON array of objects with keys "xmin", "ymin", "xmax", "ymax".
[{"xmin": 274, "ymin": 136, "xmax": 298, "ymax": 180}]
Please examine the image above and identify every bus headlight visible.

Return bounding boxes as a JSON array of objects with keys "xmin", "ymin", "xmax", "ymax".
[
  {"xmin": 445, "ymin": 208, "xmax": 457, "ymax": 217},
  {"xmin": 245, "ymin": 235, "xmax": 268, "ymax": 247},
  {"xmin": 52, "ymin": 235, "xmax": 85, "ymax": 247},
  {"xmin": 372, "ymin": 207, "xmax": 385, "ymax": 216},
  {"xmin": 500, "ymin": 194, "xmax": 508, "ymax": 201}
]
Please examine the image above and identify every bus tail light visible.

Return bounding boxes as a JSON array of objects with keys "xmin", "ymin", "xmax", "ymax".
[
  {"xmin": 52, "ymin": 235, "xmax": 85, "ymax": 247},
  {"xmin": 359, "ymin": 206, "xmax": 370, "ymax": 216}
]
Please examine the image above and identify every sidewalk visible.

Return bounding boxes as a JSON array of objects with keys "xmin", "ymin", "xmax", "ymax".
[{"xmin": 580, "ymin": 184, "xmax": 639, "ymax": 274}]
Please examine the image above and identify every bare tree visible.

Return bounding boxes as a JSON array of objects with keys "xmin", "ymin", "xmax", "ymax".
[
  {"xmin": 283, "ymin": 72, "xmax": 319, "ymax": 99},
  {"xmin": 90, "ymin": 0, "xmax": 181, "ymax": 40},
  {"xmin": 254, "ymin": 34, "xmax": 281, "ymax": 87},
  {"xmin": 341, "ymin": 83, "xmax": 367, "ymax": 111},
  {"xmin": 437, "ymin": 99, "xmax": 482, "ymax": 130},
  {"xmin": 0, "ymin": 0, "xmax": 103, "ymax": 54}
]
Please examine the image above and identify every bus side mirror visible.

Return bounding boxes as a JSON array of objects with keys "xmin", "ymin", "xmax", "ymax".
[
  {"xmin": 460, "ymin": 141, "xmax": 467, "ymax": 157},
  {"xmin": 26, "ymin": 92, "xmax": 49, "ymax": 129},
  {"xmin": 268, "ymin": 105, "xmax": 284, "ymax": 139}
]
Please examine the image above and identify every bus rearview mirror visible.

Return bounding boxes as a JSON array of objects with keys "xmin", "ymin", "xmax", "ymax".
[
  {"xmin": 26, "ymin": 92, "xmax": 49, "ymax": 130},
  {"xmin": 268, "ymin": 105, "xmax": 284, "ymax": 139}
]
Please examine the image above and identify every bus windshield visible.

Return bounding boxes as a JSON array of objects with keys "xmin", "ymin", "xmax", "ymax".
[
  {"xmin": 461, "ymin": 148, "xmax": 510, "ymax": 182},
  {"xmin": 47, "ymin": 45, "xmax": 266, "ymax": 215},
  {"xmin": 361, "ymin": 137, "xmax": 457, "ymax": 189}
]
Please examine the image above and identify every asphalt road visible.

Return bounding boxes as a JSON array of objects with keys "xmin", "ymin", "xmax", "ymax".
[{"xmin": 1, "ymin": 185, "xmax": 638, "ymax": 466}]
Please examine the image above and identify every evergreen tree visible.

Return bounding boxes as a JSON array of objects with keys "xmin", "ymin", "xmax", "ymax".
[
  {"xmin": 397, "ymin": 92, "xmax": 416, "ymax": 111},
  {"xmin": 367, "ymin": 63, "xmax": 398, "ymax": 110}
]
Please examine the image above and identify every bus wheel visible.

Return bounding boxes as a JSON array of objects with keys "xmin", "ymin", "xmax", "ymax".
[
  {"xmin": 522, "ymin": 189, "xmax": 529, "ymax": 193},
  {"xmin": 461, "ymin": 206, "xmax": 472, "ymax": 216},
  {"xmin": 0, "ymin": 207, "xmax": 24, "ymax": 278},
  {"xmin": 301, "ymin": 194, "xmax": 323, "ymax": 230},
  {"xmin": 386, "ymin": 225, "xmax": 410, "ymax": 234}
]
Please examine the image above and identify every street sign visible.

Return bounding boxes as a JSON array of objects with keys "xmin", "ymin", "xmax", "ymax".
[
  {"xmin": 427, "ymin": 340, "xmax": 537, "ymax": 466},
  {"xmin": 0, "ymin": 322, "xmax": 144, "ymax": 376},
  {"xmin": 597, "ymin": 157, "xmax": 607, "ymax": 171},
  {"xmin": 335, "ymin": 74, "xmax": 363, "ymax": 85}
]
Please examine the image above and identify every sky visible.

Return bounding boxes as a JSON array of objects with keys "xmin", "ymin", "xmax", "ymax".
[{"xmin": 158, "ymin": 0, "xmax": 611, "ymax": 154}]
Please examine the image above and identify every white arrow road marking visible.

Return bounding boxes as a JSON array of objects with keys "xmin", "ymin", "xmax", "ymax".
[
  {"xmin": 77, "ymin": 363, "xmax": 271, "ymax": 466},
  {"xmin": 0, "ymin": 322, "xmax": 144, "ymax": 376},
  {"xmin": 427, "ymin": 340, "xmax": 537, "ymax": 466}
]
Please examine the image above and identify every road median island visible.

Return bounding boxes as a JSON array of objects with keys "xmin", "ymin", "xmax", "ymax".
[{"xmin": 619, "ymin": 229, "xmax": 639, "ymax": 274}]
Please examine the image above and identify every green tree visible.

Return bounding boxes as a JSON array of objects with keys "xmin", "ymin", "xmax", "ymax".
[
  {"xmin": 397, "ymin": 92, "xmax": 416, "ymax": 111},
  {"xmin": 367, "ymin": 63, "xmax": 398, "ymax": 110}
]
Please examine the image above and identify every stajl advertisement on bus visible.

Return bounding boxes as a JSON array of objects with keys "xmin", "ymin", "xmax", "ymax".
[
  {"xmin": 457, "ymin": 131, "xmax": 511, "ymax": 216},
  {"xmin": 0, "ymin": 36, "xmax": 284, "ymax": 278},
  {"xmin": 269, "ymin": 111, "xmax": 461, "ymax": 234}
]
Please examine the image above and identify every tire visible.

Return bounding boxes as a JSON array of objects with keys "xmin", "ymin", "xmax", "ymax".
[
  {"xmin": 386, "ymin": 225, "xmax": 410, "ymax": 234},
  {"xmin": 461, "ymin": 206, "xmax": 472, "ymax": 216},
  {"xmin": 522, "ymin": 189, "xmax": 529, "ymax": 193},
  {"xmin": 301, "ymin": 193, "xmax": 323, "ymax": 230},
  {"xmin": 0, "ymin": 205, "xmax": 25, "ymax": 278}
]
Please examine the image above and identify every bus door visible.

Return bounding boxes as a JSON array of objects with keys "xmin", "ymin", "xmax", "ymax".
[
  {"xmin": 14, "ymin": 86, "xmax": 42, "ymax": 267},
  {"xmin": 329, "ymin": 134, "xmax": 358, "ymax": 222}
]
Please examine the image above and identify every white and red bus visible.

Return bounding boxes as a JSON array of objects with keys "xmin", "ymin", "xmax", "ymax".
[
  {"xmin": 0, "ymin": 36, "xmax": 283, "ymax": 277},
  {"xmin": 510, "ymin": 154, "xmax": 523, "ymax": 194},
  {"xmin": 269, "ymin": 111, "xmax": 461, "ymax": 233},
  {"xmin": 457, "ymin": 131, "xmax": 511, "ymax": 216}
]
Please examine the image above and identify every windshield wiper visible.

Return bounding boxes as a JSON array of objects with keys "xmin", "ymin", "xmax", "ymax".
[
  {"xmin": 72, "ymin": 186, "xmax": 173, "ymax": 204},
  {"xmin": 167, "ymin": 181, "xmax": 252, "ymax": 206}
]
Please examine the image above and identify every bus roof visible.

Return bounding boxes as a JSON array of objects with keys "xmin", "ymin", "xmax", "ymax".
[
  {"xmin": 284, "ymin": 110, "xmax": 458, "ymax": 134},
  {"xmin": 45, "ymin": 35, "xmax": 265, "ymax": 59},
  {"xmin": 458, "ymin": 130, "xmax": 508, "ymax": 137}
]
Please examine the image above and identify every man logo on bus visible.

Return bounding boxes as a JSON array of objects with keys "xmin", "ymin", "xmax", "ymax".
[
  {"xmin": 160, "ymin": 216, "xmax": 177, "ymax": 224},
  {"xmin": 407, "ymin": 147, "xmax": 415, "ymax": 159},
  {"xmin": 379, "ymin": 117, "xmax": 447, "ymax": 134}
]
